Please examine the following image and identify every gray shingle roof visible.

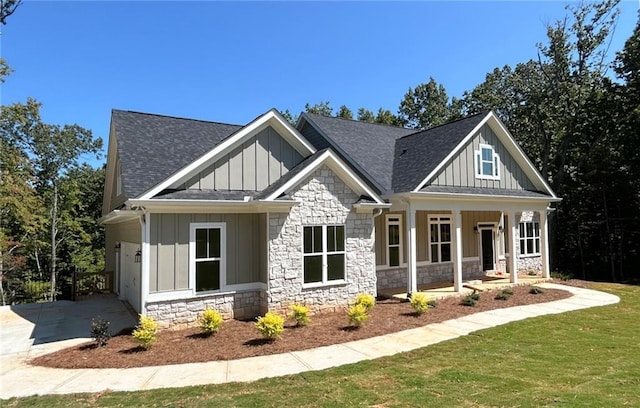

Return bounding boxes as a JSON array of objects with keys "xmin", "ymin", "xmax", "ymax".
[
  {"xmin": 391, "ymin": 112, "xmax": 488, "ymax": 193},
  {"xmin": 112, "ymin": 110, "xmax": 242, "ymax": 199},
  {"xmin": 299, "ymin": 114, "xmax": 415, "ymax": 194}
]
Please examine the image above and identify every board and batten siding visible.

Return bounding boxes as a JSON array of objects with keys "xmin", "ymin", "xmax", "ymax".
[
  {"xmin": 431, "ymin": 124, "xmax": 536, "ymax": 190},
  {"xmin": 148, "ymin": 213, "xmax": 265, "ymax": 293},
  {"xmin": 184, "ymin": 126, "xmax": 304, "ymax": 191},
  {"xmin": 105, "ymin": 219, "xmax": 141, "ymax": 273}
]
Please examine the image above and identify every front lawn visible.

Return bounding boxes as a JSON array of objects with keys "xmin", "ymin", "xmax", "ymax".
[{"xmin": 4, "ymin": 282, "xmax": 639, "ymax": 407}]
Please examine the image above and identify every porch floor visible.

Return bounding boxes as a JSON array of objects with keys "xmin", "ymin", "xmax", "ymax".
[{"xmin": 378, "ymin": 274, "xmax": 550, "ymax": 301}]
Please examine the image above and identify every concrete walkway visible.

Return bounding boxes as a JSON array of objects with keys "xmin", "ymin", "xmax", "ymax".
[{"xmin": 0, "ymin": 283, "xmax": 619, "ymax": 399}]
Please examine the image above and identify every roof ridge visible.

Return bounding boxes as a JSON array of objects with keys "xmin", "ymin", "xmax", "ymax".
[
  {"xmin": 112, "ymin": 109, "xmax": 243, "ymax": 127},
  {"xmin": 398, "ymin": 111, "xmax": 490, "ymax": 140},
  {"xmin": 303, "ymin": 112, "xmax": 411, "ymax": 131}
]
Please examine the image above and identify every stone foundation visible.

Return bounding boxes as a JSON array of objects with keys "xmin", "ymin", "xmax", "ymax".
[
  {"xmin": 146, "ymin": 290, "xmax": 266, "ymax": 329},
  {"xmin": 376, "ymin": 260, "xmax": 485, "ymax": 291}
]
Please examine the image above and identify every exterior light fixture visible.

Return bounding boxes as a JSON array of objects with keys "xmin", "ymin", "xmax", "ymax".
[{"xmin": 135, "ymin": 249, "xmax": 141, "ymax": 263}]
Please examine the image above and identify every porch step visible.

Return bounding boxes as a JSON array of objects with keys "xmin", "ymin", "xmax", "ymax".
[{"xmin": 463, "ymin": 280, "xmax": 486, "ymax": 292}]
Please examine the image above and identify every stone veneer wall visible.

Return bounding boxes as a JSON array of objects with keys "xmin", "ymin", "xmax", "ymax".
[
  {"xmin": 267, "ymin": 165, "xmax": 376, "ymax": 314},
  {"xmin": 146, "ymin": 290, "xmax": 266, "ymax": 329},
  {"xmin": 376, "ymin": 260, "xmax": 483, "ymax": 291},
  {"xmin": 514, "ymin": 211, "xmax": 543, "ymax": 275}
]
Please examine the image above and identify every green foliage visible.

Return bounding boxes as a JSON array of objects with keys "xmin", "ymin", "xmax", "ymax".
[
  {"xmin": 551, "ymin": 271, "xmax": 572, "ymax": 281},
  {"xmin": 460, "ymin": 292, "xmax": 480, "ymax": 307},
  {"xmin": 336, "ymin": 105, "xmax": 353, "ymax": 119},
  {"xmin": 132, "ymin": 315, "xmax": 158, "ymax": 350},
  {"xmin": 198, "ymin": 308, "xmax": 223, "ymax": 335},
  {"xmin": 529, "ymin": 286, "xmax": 545, "ymax": 295},
  {"xmin": 289, "ymin": 304, "xmax": 310, "ymax": 327},
  {"xmin": 354, "ymin": 293, "xmax": 375, "ymax": 312},
  {"xmin": 494, "ymin": 289, "xmax": 513, "ymax": 301},
  {"xmin": 304, "ymin": 101, "xmax": 333, "ymax": 117},
  {"xmin": 409, "ymin": 292, "xmax": 430, "ymax": 315},
  {"xmin": 19, "ymin": 279, "xmax": 51, "ymax": 303},
  {"xmin": 398, "ymin": 77, "xmax": 461, "ymax": 129},
  {"xmin": 346, "ymin": 303, "xmax": 369, "ymax": 327},
  {"xmin": 90, "ymin": 317, "xmax": 111, "ymax": 347},
  {"xmin": 255, "ymin": 312, "xmax": 285, "ymax": 340},
  {"xmin": 427, "ymin": 299, "xmax": 438, "ymax": 308}
]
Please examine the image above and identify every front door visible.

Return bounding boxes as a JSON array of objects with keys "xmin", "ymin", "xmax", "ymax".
[{"xmin": 481, "ymin": 229, "xmax": 494, "ymax": 271}]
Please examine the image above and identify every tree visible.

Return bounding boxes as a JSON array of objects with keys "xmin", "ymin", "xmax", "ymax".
[
  {"xmin": 280, "ymin": 109, "xmax": 298, "ymax": 126},
  {"xmin": 0, "ymin": 98, "xmax": 102, "ymax": 300},
  {"xmin": 0, "ymin": 0, "xmax": 21, "ymax": 25},
  {"xmin": 398, "ymin": 77, "xmax": 461, "ymax": 129},
  {"xmin": 357, "ymin": 108, "xmax": 375, "ymax": 123},
  {"xmin": 304, "ymin": 101, "xmax": 333, "ymax": 116},
  {"xmin": 336, "ymin": 105, "xmax": 353, "ymax": 119},
  {"xmin": 375, "ymin": 108, "xmax": 401, "ymax": 126}
]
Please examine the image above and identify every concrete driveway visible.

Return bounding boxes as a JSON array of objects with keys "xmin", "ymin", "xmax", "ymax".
[{"xmin": 0, "ymin": 296, "xmax": 137, "ymax": 358}]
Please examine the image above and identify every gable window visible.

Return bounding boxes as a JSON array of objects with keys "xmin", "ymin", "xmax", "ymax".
[
  {"xmin": 519, "ymin": 222, "xmax": 540, "ymax": 256},
  {"xmin": 190, "ymin": 223, "xmax": 226, "ymax": 292},
  {"xmin": 303, "ymin": 225, "xmax": 345, "ymax": 285},
  {"xmin": 386, "ymin": 215, "xmax": 403, "ymax": 267},
  {"xmin": 475, "ymin": 144, "xmax": 500, "ymax": 180},
  {"xmin": 428, "ymin": 216, "xmax": 451, "ymax": 263}
]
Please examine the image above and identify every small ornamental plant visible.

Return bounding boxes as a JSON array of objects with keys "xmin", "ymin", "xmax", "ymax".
[
  {"xmin": 289, "ymin": 304, "xmax": 311, "ymax": 327},
  {"xmin": 255, "ymin": 312, "xmax": 285, "ymax": 340},
  {"xmin": 354, "ymin": 293, "xmax": 375, "ymax": 312},
  {"xmin": 132, "ymin": 314, "xmax": 158, "ymax": 350},
  {"xmin": 347, "ymin": 303, "xmax": 369, "ymax": 328},
  {"xmin": 90, "ymin": 317, "xmax": 111, "ymax": 347},
  {"xmin": 529, "ymin": 286, "xmax": 545, "ymax": 295},
  {"xmin": 495, "ymin": 288, "xmax": 514, "ymax": 301},
  {"xmin": 409, "ymin": 292, "xmax": 430, "ymax": 315},
  {"xmin": 460, "ymin": 292, "xmax": 480, "ymax": 307},
  {"xmin": 198, "ymin": 308, "xmax": 223, "ymax": 335}
]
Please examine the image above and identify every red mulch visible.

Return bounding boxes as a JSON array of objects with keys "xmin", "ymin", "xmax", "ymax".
[{"xmin": 31, "ymin": 284, "xmax": 574, "ymax": 369}]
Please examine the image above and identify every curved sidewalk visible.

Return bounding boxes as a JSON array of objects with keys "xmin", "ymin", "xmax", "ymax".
[{"xmin": 0, "ymin": 283, "xmax": 620, "ymax": 399}]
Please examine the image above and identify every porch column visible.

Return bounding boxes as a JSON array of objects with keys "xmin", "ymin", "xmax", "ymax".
[
  {"xmin": 452, "ymin": 209, "xmax": 463, "ymax": 292},
  {"xmin": 508, "ymin": 210, "xmax": 518, "ymax": 284},
  {"xmin": 540, "ymin": 209, "xmax": 550, "ymax": 278},
  {"xmin": 406, "ymin": 207, "xmax": 418, "ymax": 295}
]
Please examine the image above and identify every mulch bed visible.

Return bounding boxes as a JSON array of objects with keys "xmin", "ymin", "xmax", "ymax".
[{"xmin": 31, "ymin": 284, "xmax": 573, "ymax": 369}]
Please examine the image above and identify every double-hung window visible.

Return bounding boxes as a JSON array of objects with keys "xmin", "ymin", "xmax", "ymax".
[
  {"xmin": 303, "ymin": 225, "xmax": 345, "ymax": 285},
  {"xmin": 519, "ymin": 222, "xmax": 540, "ymax": 256},
  {"xmin": 429, "ymin": 216, "xmax": 452, "ymax": 263},
  {"xmin": 475, "ymin": 144, "xmax": 500, "ymax": 180},
  {"xmin": 190, "ymin": 223, "xmax": 226, "ymax": 292},
  {"xmin": 386, "ymin": 215, "xmax": 403, "ymax": 267}
]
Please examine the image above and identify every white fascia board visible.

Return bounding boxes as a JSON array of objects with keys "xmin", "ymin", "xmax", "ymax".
[
  {"xmin": 408, "ymin": 191, "xmax": 562, "ymax": 203},
  {"xmin": 138, "ymin": 110, "xmax": 317, "ymax": 200},
  {"xmin": 414, "ymin": 112, "xmax": 491, "ymax": 192},
  {"xmin": 262, "ymin": 150, "xmax": 385, "ymax": 204},
  {"xmin": 98, "ymin": 209, "xmax": 143, "ymax": 225},
  {"xmin": 126, "ymin": 198, "xmax": 297, "ymax": 214},
  {"xmin": 487, "ymin": 114, "xmax": 558, "ymax": 199}
]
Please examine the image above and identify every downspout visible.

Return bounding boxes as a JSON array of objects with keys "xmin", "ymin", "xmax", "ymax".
[{"xmin": 136, "ymin": 207, "xmax": 149, "ymax": 315}]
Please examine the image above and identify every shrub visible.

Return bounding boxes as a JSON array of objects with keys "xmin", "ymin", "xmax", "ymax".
[
  {"xmin": 460, "ymin": 293, "xmax": 478, "ymax": 307},
  {"xmin": 90, "ymin": 317, "xmax": 111, "ymax": 347},
  {"xmin": 529, "ymin": 286, "xmax": 545, "ymax": 295},
  {"xmin": 289, "ymin": 304, "xmax": 311, "ymax": 327},
  {"xmin": 502, "ymin": 287, "xmax": 514, "ymax": 295},
  {"xmin": 255, "ymin": 312, "xmax": 285, "ymax": 340},
  {"xmin": 527, "ymin": 270, "xmax": 538, "ymax": 276},
  {"xmin": 354, "ymin": 293, "xmax": 375, "ymax": 312},
  {"xmin": 132, "ymin": 314, "xmax": 158, "ymax": 350},
  {"xmin": 198, "ymin": 308, "xmax": 223, "ymax": 335},
  {"xmin": 347, "ymin": 303, "xmax": 369, "ymax": 327},
  {"xmin": 427, "ymin": 299, "xmax": 438, "ymax": 308},
  {"xmin": 409, "ymin": 292, "xmax": 430, "ymax": 315},
  {"xmin": 551, "ymin": 271, "xmax": 572, "ymax": 281},
  {"xmin": 494, "ymin": 289, "xmax": 512, "ymax": 301}
]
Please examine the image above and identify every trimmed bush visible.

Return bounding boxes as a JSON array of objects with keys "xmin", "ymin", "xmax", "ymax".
[
  {"xmin": 347, "ymin": 303, "xmax": 369, "ymax": 327},
  {"xmin": 198, "ymin": 308, "xmax": 223, "ymax": 335},
  {"xmin": 289, "ymin": 304, "xmax": 311, "ymax": 327},
  {"xmin": 460, "ymin": 294, "xmax": 478, "ymax": 307},
  {"xmin": 255, "ymin": 312, "xmax": 285, "ymax": 340},
  {"xmin": 354, "ymin": 293, "xmax": 375, "ymax": 312},
  {"xmin": 90, "ymin": 317, "xmax": 111, "ymax": 347},
  {"xmin": 529, "ymin": 286, "xmax": 545, "ymax": 294},
  {"xmin": 132, "ymin": 314, "xmax": 158, "ymax": 350},
  {"xmin": 427, "ymin": 299, "xmax": 438, "ymax": 308},
  {"xmin": 409, "ymin": 292, "xmax": 430, "ymax": 315}
]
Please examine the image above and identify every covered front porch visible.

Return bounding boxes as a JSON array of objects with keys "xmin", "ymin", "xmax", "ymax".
[{"xmin": 377, "ymin": 193, "xmax": 555, "ymax": 295}]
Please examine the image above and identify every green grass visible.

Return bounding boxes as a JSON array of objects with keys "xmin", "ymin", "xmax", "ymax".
[{"xmin": 5, "ymin": 282, "xmax": 640, "ymax": 407}]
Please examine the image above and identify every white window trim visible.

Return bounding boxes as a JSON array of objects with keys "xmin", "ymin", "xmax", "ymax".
[
  {"xmin": 519, "ymin": 221, "xmax": 541, "ymax": 257},
  {"xmin": 302, "ymin": 225, "xmax": 346, "ymax": 288},
  {"xmin": 475, "ymin": 143, "xmax": 500, "ymax": 180},
  {"xmin": 385, "ymin": 214, "xmax": 403, "ymax": 268},
  {"xmin": 428, "ymin": 215, "xmax": 452, "ymax": 264},
  {"xmin": 189, "ymin": 222, "xmax": 227, "ymax": 294}
]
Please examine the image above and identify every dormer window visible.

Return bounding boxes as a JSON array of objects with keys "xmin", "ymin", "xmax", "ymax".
[{"xmin": 475, "ymin": 144, "xmax": 500, "ymax": 180}]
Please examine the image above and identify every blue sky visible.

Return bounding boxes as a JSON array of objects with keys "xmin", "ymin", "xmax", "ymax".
[{"xmin": 1, "ymin": 1, "xmax": 638, "ymax": 167}]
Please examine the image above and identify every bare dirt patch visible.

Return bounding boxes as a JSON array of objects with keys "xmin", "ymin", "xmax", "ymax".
[{"xmin": 31, "ymin": 285, "xmax": 572, "ymax": 369}]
